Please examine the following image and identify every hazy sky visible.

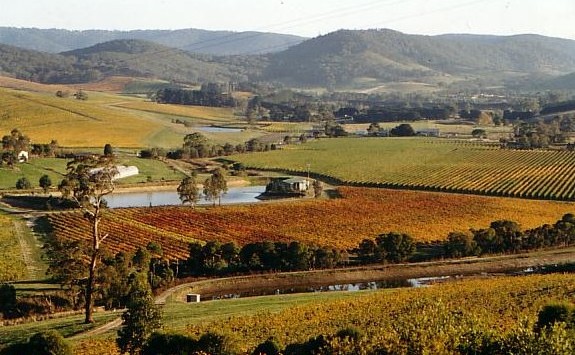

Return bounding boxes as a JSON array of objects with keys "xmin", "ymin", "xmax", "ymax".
[{"xmin": 1, "ymin": 0, "xmax": 574, "ymax": 40}]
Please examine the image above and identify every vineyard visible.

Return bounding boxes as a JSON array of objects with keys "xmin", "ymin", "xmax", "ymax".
[
  {"xmin": 229, "ymin": 138, "xmax": 575, "ymax": 201},
  {"xmin": 0, "ymin": 213, "xmax": 26, "ymax": 281},
  {"xmin": 46, "ymin": 187, "xmax": 575, "ymax": 259},
  {"xmin": 69, "ymin": 273, "xmax": 575, "ymax": 354}
]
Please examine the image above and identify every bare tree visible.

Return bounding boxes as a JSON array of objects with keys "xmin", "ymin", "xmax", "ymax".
[{"xmin": 58, "ymin": 155, "xmax": 117, "ymax": 323}]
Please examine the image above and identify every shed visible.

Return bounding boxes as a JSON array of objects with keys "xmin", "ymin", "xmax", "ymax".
[{"xmin": 186, "ymin": 294, "xmax": 201, "ymax": 303}]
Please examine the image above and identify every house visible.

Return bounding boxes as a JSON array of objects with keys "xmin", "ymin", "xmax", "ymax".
[
  {"xmin": 17, "ymin": 151, "xmax": 28, "ymax": 163},
  {"xmin": 264, "ymin": 177, "xmax": 310, "ymax": 196}
]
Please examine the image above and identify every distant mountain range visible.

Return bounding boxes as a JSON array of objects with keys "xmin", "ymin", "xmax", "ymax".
[
  {"xmin": 1, "ymin": 27, "xmax": 575, "ymax": 91},
  {"xmin": 0, "ymin": 27, "xmax": 306, "ymax": 55}
]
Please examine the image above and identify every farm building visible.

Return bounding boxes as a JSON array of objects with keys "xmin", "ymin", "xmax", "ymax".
[
  {"xmin": 265, "ymin": 177, "xmax": 310, "ymax": 196},
  {"xmin": 115, "ymin": 165, "xmax": 139, "ymax": 179},
  {"xmin": 416, "ymin": 128, "xmax": 440, "ymax": 137},
  {"xmin": 90, "ymin": 165, "xmax": 139, "ymax": 180},
  {"xmin": 17, "ymin": 151, "xmax": 29, "ymax": 163}
]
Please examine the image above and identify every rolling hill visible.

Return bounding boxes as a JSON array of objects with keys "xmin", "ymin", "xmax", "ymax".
[
  {"xmin": 2, "ymin": 28, "xmax": 575, "ymax": 90},
  {"xmin": 0, "ymin": 27, "xmax": 306, "ymax": 55},
  {"xmin": 263, "ymin": 29, "xmax": 575, "ymax": 87}
]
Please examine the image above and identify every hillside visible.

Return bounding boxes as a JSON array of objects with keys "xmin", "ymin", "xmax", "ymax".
[
  {"xmin": 536, "ymin": 71, "xmax": 575, "ymax": 90},
  {"xmin": 2, "ymin": 29, "xmax": 575, "ymax": 90},
  {"xmin": 0, "ymin": 27, "xmax": 306, "ymax": 55},
  {"xmin": 263, "ymin": 29, "xmax": 575, "ymax": 87},
  {"xmin": 0, "ymin": 39, "xmax": 266, "ymax": 84}
]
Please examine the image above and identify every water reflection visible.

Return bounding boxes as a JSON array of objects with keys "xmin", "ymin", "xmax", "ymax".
[
  {"xmin": 205, "ymin": 278, "xmax": 441, "ymax": 301},
  {"xmin": 105, "ymin": 185, "xmax": 265, "ymax": 208},
  {"xmin": 196, "ymin": 126, "xmax": 243, "ymax": 133}
]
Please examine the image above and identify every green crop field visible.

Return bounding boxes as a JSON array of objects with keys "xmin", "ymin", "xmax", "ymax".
[{"xmin": 229, "ymin": 137, "xmax": 575, "ymax": 201}]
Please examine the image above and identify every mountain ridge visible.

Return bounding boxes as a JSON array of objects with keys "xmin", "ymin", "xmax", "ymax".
[
  {"xmin": 2, "ymin": 29, "xmax": 575, "ymax": 90},
  {"xmin": 0, "ymin": 27, "xmax": 306, "ymax": 55}
]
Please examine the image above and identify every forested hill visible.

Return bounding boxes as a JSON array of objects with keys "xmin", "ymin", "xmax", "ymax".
[
  {"xmin": 2, "ymin": 29, "xmax": 575, "ymax": 89},
  {"xmin": 0, "ymin": 27, "xmax": 306, "ymax": 55},
  {"xmin": 263, "ymin": 29, "xmax": 575, "ymax": 87},
  {"xmin": 0, "ymin": 39, "xmax": 266, "ymax": 84}
]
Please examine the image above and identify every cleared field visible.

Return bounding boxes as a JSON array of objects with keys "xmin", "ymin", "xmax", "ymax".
[
  {"xmin": 46, "ymin": 187, "xmax": 575, "ymax": 258},
  {"xmin": 230, "ymin": 138, "xmax": 575, "ymax": 201},
  {"xmin": 0, "ymin": 88, "xmax": 162, "ymax": 147},
  {"xmin": 113, "ymin": 101, "xmax": 238, "ymax": 124},
  {"xmin": 0, "ymin": 87, "xmax": 255, "ymax": 148}
]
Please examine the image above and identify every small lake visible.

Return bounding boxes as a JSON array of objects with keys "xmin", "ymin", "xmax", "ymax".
[
  {"xmin": 204, "ymin": 276, "xmax": 451, "ymax": 301},
  {"xmin": 196, "ymin": 126, "xmax": 243, "ymax": 133},
  {"xmin": 105, "ymin": 185, "xmax": 266, "ymax": 208}
]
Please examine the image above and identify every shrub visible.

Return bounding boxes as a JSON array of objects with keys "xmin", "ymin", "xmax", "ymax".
[{"xmin": 15, "ymin": 177, "xmax": 31, "ymax": 190}]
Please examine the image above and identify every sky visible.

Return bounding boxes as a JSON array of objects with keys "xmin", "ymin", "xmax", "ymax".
[{"xmin": 1, "ymin": 0, "xmax": 574, "ymax": 40}]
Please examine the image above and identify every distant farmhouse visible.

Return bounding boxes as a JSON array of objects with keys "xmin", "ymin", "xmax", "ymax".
[
  {"xmin": 264, "ymin": 177, "xmax": 310, "ymax": 196},
  {"xmin": 17, "ymin": 151, "xmax": 29, "ymax": 163}
]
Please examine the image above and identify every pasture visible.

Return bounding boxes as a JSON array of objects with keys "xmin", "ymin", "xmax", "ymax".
[
  {"xmin": 229, "ymin": 138, "xmax": 575, "ymax": 201},
  {"xmin": 0, "ymin": 86, "xmax": 258, "ymax": 148}
]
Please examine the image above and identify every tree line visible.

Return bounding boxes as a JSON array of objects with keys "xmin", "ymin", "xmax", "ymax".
[
  {"xmin": 444, "ymin": 214, "xmax": 575, "ymax": 258},
  {"xmin": 155, "ymin": 84, "xmax": 235, "ymax": 108}
]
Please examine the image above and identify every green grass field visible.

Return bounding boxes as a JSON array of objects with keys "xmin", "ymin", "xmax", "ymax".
[
  {"xmin": 0, "ymin": 156, "xmax": 184, "ymax": 190},
  {"xmin": 229, "ymin": 137, "xmax": 575, "ymax": 200}
]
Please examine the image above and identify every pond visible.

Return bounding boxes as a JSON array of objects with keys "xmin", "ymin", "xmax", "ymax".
[
  {"xmin": 204, "ymin": 276, "xmax": 451, "ymax": 301},
  {"xmin": 196, "ymin": 126, "xmax": 243, "ymax": 133},
  {"xmin": 105, "ymin": 185, "xmax": 266, "ymax": 208}
]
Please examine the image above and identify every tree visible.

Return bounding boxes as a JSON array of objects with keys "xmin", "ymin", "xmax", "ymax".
[
  {"xmin": 116, "ymin": 273, "xmax": 162, "ymax": 355},
  {"xmin": 203, "ymin": 168, "xmax": 228, "ymax": 206},
  {"xmin": 367, "ymin": 122, "xmax": 382, "ymax": 136},
  {"xmin": 104, "ymin": 143, "xmax": 114, "ymax": 157},
  {"xmin": 471, "ymin": 128, "xmax": 487, "ymax": 139},
  {"xmin": 16, "ymin": 330, "xmax": 72, "ymax": 355},
  {"xmin": 390, "ymin": 123, "xmax": 416, "ymax": 137},
  {"xmin": 15, "ymin": 177, "xmax": 31, "ymax": 190},
  {"xmin": 58, "ymin": 155, "xmax": 118, "ymax": 323},
  {"xmin": 177, "ymin": 173, "xmax": 200, "ymax": 207},
  {"xmin": 0, "ymin": 283, "xmax": 16, "ymax": 317},
  {"xmin": 252, "ymin": 337, "xmax": 281, "ymax": 355},
  {"xmin": 39, "ymin": 174, "xmax": 52, "ymax": 193},
  {"xmin": 74, "ymin": 90, "xmax": 88, "ymax": 100},
  {"xmin": 375, "ymin": 232, "xmax": 416, "ymax": 263},
  {"xmin": 444, "ymin": 231, "xmax": 479, "ymax": 258}
]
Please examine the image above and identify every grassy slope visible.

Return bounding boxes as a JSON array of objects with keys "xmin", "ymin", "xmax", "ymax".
[
  {"xmin": 0, "ymin": 85, "xmax": 258, "ymax": 148},
  {"xmin": 0, "ymin": 156, "xmax": 185, "ymax": 190}
]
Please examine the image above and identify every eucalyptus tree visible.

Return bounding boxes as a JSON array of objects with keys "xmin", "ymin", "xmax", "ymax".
[
  {"xmin": 58, "ymin": 154, "xmax": 118, "ymax": 323},
  {"xmin": 203, "ymin": 168, "xmax": 228, "ymax": 206}
]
